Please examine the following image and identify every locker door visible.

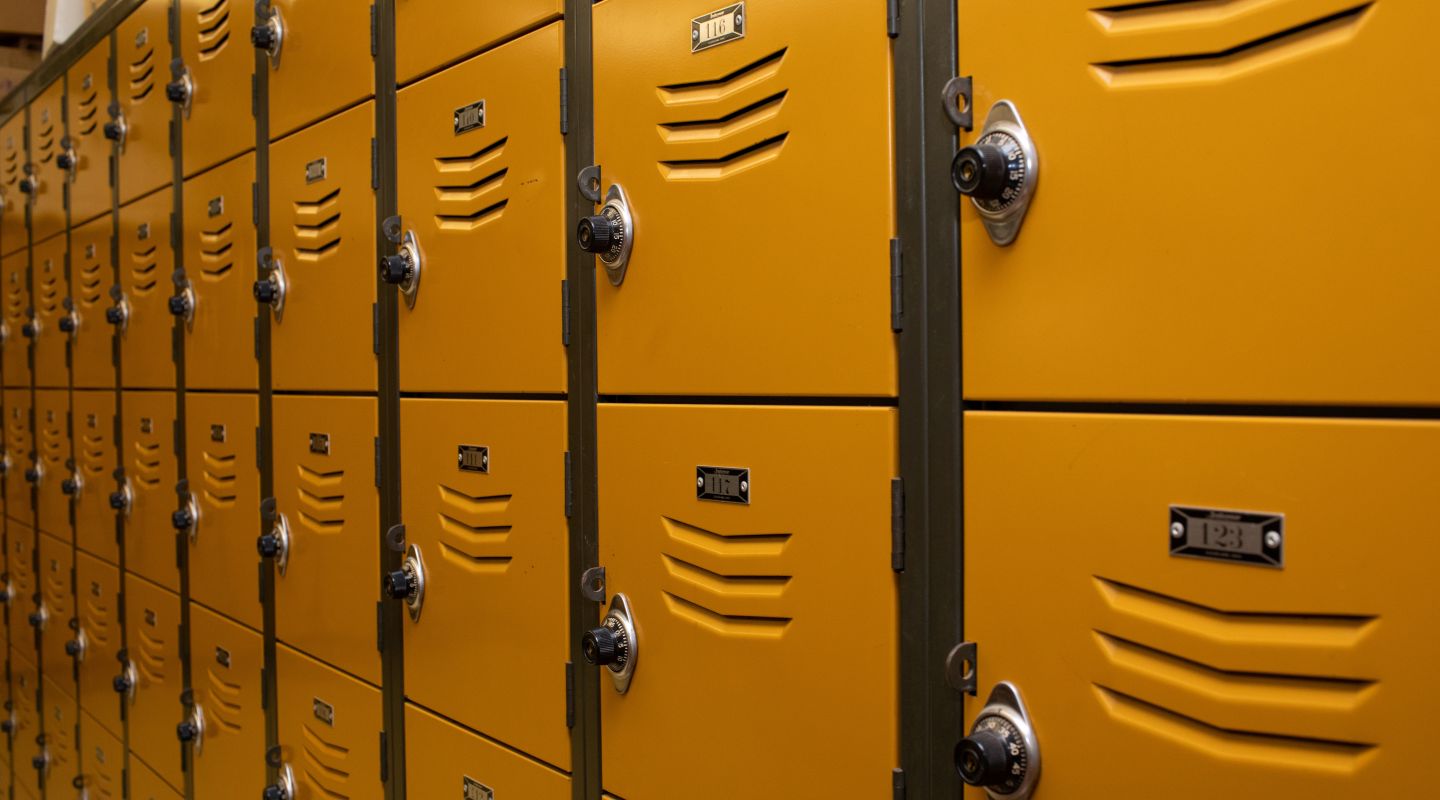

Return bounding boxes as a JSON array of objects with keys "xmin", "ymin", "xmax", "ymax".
[
  {"xmin": 405, "ymin": 703, "xmax": 571, "ymax": 800},
  {"xmin": 115, "ymin": 0, "xmax": 173, "ymax": 206},
  {"xmin": 7, "ymin": 526, "xmax": 37, "ymax": 667},
  {"xmin": 129, "ymin": 753, "xmax": 183, "ymax": 800},
  {"xmin": 176, "ymin": 0, "xmax": 256, "ymax": 177},
  {"xmin": 268, "ymin": 103, "xmax": 377, "ymax": 393},
  {"xmin": 4, "ymin": 391, "xmax": 33, "ymax": 524},
  {"xmin": 398, "ymin": 399, "xmax": 569, "ymax": 767},
  {"xmin": 188, "ymin": 603, "xmax": 266, "ymax": 798},
  {"xmin": 29, "ymin": 81, "xmax": 65, "ymax": 244},
  {"xmin": 591, "ymin": 0, "xmax": 896, "ymax": 397},
  {"xmin": 273, "ymin": 644, "xmax": 383, "ymax": 800},
  {"xmin": 963, "ymin": 413, "xmax": 1440, "ymax": 798},
  {"xmin": 31, "ymin": 237, "xmax": 67, "ymax": 389},
  {"xmin": 272, "ymin": 395, "xmax": 378, "ymax": 683},
  {"xmin": 2, "ymin": 251, "xmax": 31, "ymax": 388},
  {"xmin": 958, "ymin": 2, "xmax": 1440, "ymax": 404},
  {"xmin": 73, "ymin": 390, "xmax": 118, "ymax": 563},
  {"xmin": 37, "ymin": 532, "xmax": 76, "ymax": 694},
  {"xmin": 34, "ymin": 390, "xmax": 71, "ymax": 541},
  {"xmin": 120, "ymin": 390, "xmax": 179, "ymax": 590},
  {"xmin": 122, "ymin": 573, "xmax": 183, "ymax": 791},
  {"xmin": 78, "ymin": 711, "xmax": 123, "ymax": 800},
  {"xmin": 181, "ymin": 153, "xmax": 257, "ymax": 391},
  {"xmin": 70, "ymin": 216, "xmax": 116, "ymax": 390},
  {"xmin": 75, "ymin": 552, "xmax": 122, "ymax": 738},
  {"xmin": 264, "ymin": 0, "xmax": 375, "ymax": 139},
  {"xmin": 183, "ymin": 392, "xmax": 261, "ymax": 629},
  {"xmin": 117, "ymin": 189, "xmax": 176, "ymax": 389},
  {"xmin": 11, "ymin": 653, "xmax": 39, "ymax": 800},
  {"xmin": 0, "ymin": 113, "xmax": 23, "ymax": 255},
  {"xmin": 38, "ymin": 677, "xmax": 76, "ymax": 794},
  {"xmin": 595, "ymin": 403, "xmax": 898, "ymax": 799},
  {"xmin": 395, "ymin": 0, "xmax": 561, "ymax": 85},
  {"xmin": 67, "ymin": 41, "xmax": 114, "ymax": 227},
  {"xmin": 394, "ymin": 23, "xmax": 566, "ymax": 394}
]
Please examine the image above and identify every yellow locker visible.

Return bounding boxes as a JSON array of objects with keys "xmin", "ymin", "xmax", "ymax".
[
  {"xmin": 70, "ymin": 215, "xmax": 116, "ymax": 390},
  {"xmin": 0, "ymin": 113, "xmax": 23, "ymax": 255},
  {"xmin": 187, "ymin": 602, "xmax": 266, "ymax": 798},
  {"xmin": 397, "ymin": 398, "xmax": 569, "ymax": 767},
  {"xmin": 34, "ymin": 390, "xmax": 71, "ymax": 541},
  {"xmin": 78, "ymin": 710, "xmax": 122, "ymax": 800},
  {"xmin": 128, "ymin": 752, "xmax": 182, "ymax": 800},
  {"xmin": 38, "ymin": 677, "xmax": 76, "ymax": 795},
  {"xmin": 394, "ymin": 23, "xmax": 565, "ymax": 394},
  {"xmin": 120, "ymin": 390, "xmax": 179, "ymax": 591},
  {"xmin": 594, "ymin": 403, "xmax": 898, "ymax": 799},
  {"xmin": 11, "ymin": 652, "xmax": 39, "ymax": 800},
  {"xmin": 180, "ymin": 153, "xmax": 257, "ymax": 391},
  {"xmin": 590, "ymin": 0, "xmax": 895, "ymax": 398},
  {"xmin": 30, "ymin": 236, "xmax": 67, "ymax": 389},
  {"xmin": 75, "ymin": 551, "xmax": 121, "ymax": 738},
  {"xmin": 7, "ymin": 525, "xmax": 37, "ymax": 667},
  {"xmin": 261, "ymin": 0, "xmax": 375, "ymax": 139},
  {"xmin": 271, "ymin": 395, "xmax": 379, "ymax": 683},
  {"xmin": 267, "ymin": 103, "xmax": 376, "ymax": 393},
  {"xmin": 175, "ymin": 0, "xmax": 255, "ymax": 177},
  {"xmin": 182, "ymin": 392, "xmax": 261, "ymax": 629},
  {"xmin": 395, "ymin": 0, "xmax": 561, "ymax": 85},
  {"xmin": 957, "ymin": 2, "xmax": 1440, "ymax": 405},
  {"xmin": 73, "ymin": 390, "xmax": 118, "ymax": 564},
  {"xmin": 964, "ymin": 412, "xmax": 1440, "ymax": 797},
  {"xmin": 66, "ymin": 41, "xmax": 113, "ymax": 227},
  {"xmin": 2, "ymin": 250, "xmax": 31, "ymax": 389},
  {"xmin": 121, "ymin": 572, "xmax": 183, "ymax": 791},
  {"xmin": 114, "ymin": 0, "xmax": 173, "ymax": 205},
  {"xmin": 36, "ymin": 532, "xmax": 75, "ymax": 695},
  {"xmin": 272, "ymin": 644, "xmax": 383, "ymax": 800},
  {"xmin": 117, "ymin": 187, "xmax": 176, "ymax": 389},
  {"xmin": 405, "ymin": 702, "xmax": 571, "ymax": 800},
  {"xmin": 28, "ymin": 81, "xmax": 66, "ymax": 244},
  {"xmin": 6, "ymin": 391, "xmax": 34, "ymax": 525}
]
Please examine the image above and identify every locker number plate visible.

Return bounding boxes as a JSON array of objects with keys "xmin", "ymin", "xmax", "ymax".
[
  {"xmin": 463, "ymin": 778, "xmax": 495, "ymax": 800},
  {"xmin": 457, "ymin": 445, "xmax": 489, "ymax": 473},
  {"xmin": 692, "ymin": 3, "xmax": 745, "ymax": 52},
  {"xmin": 1170, "ymin": 505, "xmax": 1283, "ymax": 568},
  {"xmin": 697, "ymin": 466, "xmax": 749, "ymax": 504}
]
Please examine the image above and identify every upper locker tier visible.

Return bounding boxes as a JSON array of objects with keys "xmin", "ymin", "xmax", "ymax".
[
  {"xmin": 395, "ymin": 0, "xmax": 562, "ymax": 86},
  {"xmin": 0, "ymin": 112, "xmax": 23, "ymax": 254},
  {"xmin": 29, "ymin": 80, "xmax": 66, "ymax": 243},
  {"xmin": 591, "ymin": 0, "xmax": 897, "ymax": 398},
  {"xmin": 68, "ymin": 40, "xmax": 115, "ymax": 227},
  {"xmin": 260, "ymin": 0, "xmax": 375, "ymax": 140},
  {"xmin": 176, "ymin": 0, "xmax": 256, "ymax": 178},
  {"xmin": 116, "ymin": 0, "xmax": 174, "ymax": 205},
  {"xmin": 958, "ymin": 1, "xmax": 1440, "ymax": 406}
]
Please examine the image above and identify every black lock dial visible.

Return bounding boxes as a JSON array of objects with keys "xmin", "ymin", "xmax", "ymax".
[
  {"xmin": 952, "ymin": 131, "xmax": 1028, "ymax": 212},
  {"xmin": 957, "ymin": 714, "xmax": 1029, "ymax": 792}
]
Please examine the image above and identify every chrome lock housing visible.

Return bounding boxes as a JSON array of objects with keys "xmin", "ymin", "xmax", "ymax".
[
  {"xmin": 65, "ymin": 628, "xmax": 88, "ymax": 662},
  {"xmin": 385, "ymin": 544, "xmax": 427, "ymax": 622},
  {"xmin": 264, "ymin": 763, "xmax": 297, "ymax": 800},
  {"xmin": 169, "ymin": 283, "xmax": 196, "ymax": 327},
  {"xmin": 109, "ymin": 479, "xmax": 134, "ymax": 517},
  {"xmin": 251, "ymin": 2, "xmax": 285, "ymax": 67},
  {"xmin": 953, "ymin": 100, "xmax": 1038, "ymax": 246},
  {"xmin": 166, "ymin": 60, "xmax": 194, "ymax": 117},
  {"xmin": 380, "ymin": 230, "xmax": 422, "ymax": 306},
  {"xmin": 578, "ymin": 184, "xmax": 635, "ymax": 286},
  {"xmin": 956, "ymin": 681, "xmax": 1040, "ymax": 799},
  {"xmin": 257, "ymin": 513, "xmax": 291, "ymax": 576},
  {"xmin": 113, "ymin": 659, "xmax": 138, "ymax": 703},
  {"xmin": 173, "ymin": 492, "xmax": 200, "ymax": 541},
  {"xmin": 583, "ymin": 593, "xmax": 638, "ymax": 694},
  {"xmin": 176, "ymin": 704, "xmax": 206, "ymax": 754},
  {"xmin": 254, "ymin": 249, "xmax": 288, "ymax": 319},
  {"xmin": 103, "ymin": 102, "xmax": 127, "ymax": 151}
]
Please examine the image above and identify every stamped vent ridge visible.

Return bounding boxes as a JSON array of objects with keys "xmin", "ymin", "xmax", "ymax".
[
  {"xmin": 135, "ymin": 624, "xmax": 167, "ymax": 683},
  {"xmin": 433, "ymin": 136, "xmax": 509, "ymax": 231},
  {"xmin": 195, "ymin": 0, "xmax": 232, "ymax": 59},
  {"xmin": 76, "ymin": 89, "xmax": 100, "ymax": 136},
  {"xmin": 35, "ymin": 118, "xmax": 55, "ymax": 164},
  {"xmin": 5, "ymin": 276, "xmax": 26, "ymax": 324},
  {"xmin": 292, "ymin": 188, "xmax": 343, "ymax": 261},
  {"xmin": 81, "ymin": 430, "xmax": 108, "ymax": 476},
  {"xmin": 657, "ymin": 48, "xmax": 790, "ymax": 181},
  {"xmin": 82, "ymin": 592, "xmax": 112, "ymax": 648},
  {"xmin": 38, "ymin": 266, "xmax": 62, "ymax": 315},
  {"xmin": 198, "ymin": 220, "xmax": 234, "ymax": 279},
  {"xmin": 296, "ymin": 463, "xmax": 346, "ymax": 532},
  {"xmin": 204, "ymin": 665, "xmax": 245, "ymax": 733},
  {"xmin": 79, "ymin": 253, "xmax": 107, "ymax": 306},
  {"xmin": 660, "ymin": 517, "xmax": 793, "ymax": 637},
  {"xmin": 130, "ymin": 243, "xmax": 160, "ymax": 294},
  {"xmin": 41, "ymin": 416, "xmax": 65, "ymax": 468},
  {"xmin": 436, "ymin": 484, "xmax": 513, "ymax": 572},
  {"xmin": 301, "ymin": 722, "xmax": 353, "ymax": 795},
  {"xmin": 201, "ymin": 448, "xmax": 238, "ymax": 506},
  {"xmin": 132, "ymin": 439, "xmax": 164, "ymax": 489},
  {"xmin": 127, "ymin": 42, "xmax": 156, "ymax": 102}
]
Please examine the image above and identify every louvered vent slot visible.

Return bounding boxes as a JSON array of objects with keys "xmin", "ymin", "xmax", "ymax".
[
  {"xmin": 436, "ymin": 485, "xmax": 513, "ymax": 572},
  {"xmin": 130, "ymin": 243, "xmax": 159, "ymax": 294},
  {"xmin": 136, "ymin": 624, "xmax": 168, "ymax": 684},
  {"xmin": 433, "ymin": 137, "xmax": 509, "ymax": 231},
  {"xmin": 301, "ymin": 722, "xmax": 353, "ymax": 797},
  {"xmin": 41, "ymin": 417, "xmax": 65, "ymax": 469},
  {"xmin": 205, "ymin": 665, "xmax": 245, "ymax": 733},
  {"xmin": 1092, "ymin": 576, "xmax": 1378, "ymax": 771},
  {"xmin": 35, "ymin": 118, "xmax": 55, "ymax": 165},
  {"xmin": 79, "ymin": 252, "xmax": 106, "ymax": 307},
  {"xmin": 76, "ymin": 89, "xmax": 99, "ymax": 136},
  {"xmin": 38, "ymin": 267, "xmax": 61, "ymax": 317},
  {"xmin": 196, "ymin": 0, "xmax": 231, "ymax": 59},
  {"xmin": 48, "ymin": 721, "xmax": 73, "ymax": 773},
  {"xmin": 128, "ymin": 40, "xmax": 156, "ymax": 102},
  {"xmin": 659, "ymin": 516, "xmax": 793, "ymax": 637},
  {"xmin": 292, "ymin": 188, "xmax": 343, "ymax": 261},
  {"xmin": 198, "ymin": 221, "xmax": 234, "ymax": 279},
  {"xmin": 83, "ymin": 592, "xmax": 112, "ymax": 649},
  {"xmin": 657, "ymin": 49, "xmax": 790, "ymax": 181},
  {"xmin": 132, "ymin": 439, "xmax": 163, "ymax": 490},
  {"xmin": 296, "ymin": 464, "xmax": 346, "ymax": 532},
  {"xmin": 5, "ymin": 276, "xmax": 25, "ymax": 325},
  {"xmin": 81, "ymin": 430, "xmax": 107, "ymax": 477},
  {"xmin": 201, "ymin": 449, "xmax": 238, "ymax": 507}
]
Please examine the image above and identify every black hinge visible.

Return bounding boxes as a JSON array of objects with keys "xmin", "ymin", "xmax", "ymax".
[
  {"xmin": 564, "ymin": 451, "xmax": 573, "ymax": 518},
  {"xmin": 370, "ymin": 4, "xmax": 377, "ymax": 58},
  {"xmin": 890, "ymin": 238, "xmax": 903, "ymax": 332},
  {"xmin": 251, "ymin": 73, "xmax": 258, "ymax": 117},
  {"xmin": 372, "ymin": 303, "xmax": 379, "ymax": 355},
  {"xmin": 370, "ymin": 138, "xmax": 378, "ymax": 190},
  {"xmin": 379, "ymin": 730, "xmax": 388, "ymax": 781},
  {"xmin": 891, "ymin": 478, "xmax": 905, "ymax": 572},
  {"xmin": 168, "ymin": 118, "xmax": 175, "ymax": 156},
  {"xmin": 892, "ymin": 768, "xmax": 905, "ymax": 800},
  {"xmin": 253, "ymin": 316, "xmax": 261, "ymax": 359},
  {"xmin": 560, "ymin": 280, "xmax": 570, "ymax": 347},
  {"xmin": 887, "ymin": 0, "xmax": 900, "ymax": 37},
  {"xmin": 374, "ymin": 437, "xmax": 381, "ymax": 488},
  {"xmin": 376, "ymin": 600, "xmax": 384, "ymax": 652},
  {"xmin": 565, "ymin": 662, "xmax": 575, "ymax": 728},
  {"xmin": 559, "ymin": 68, "xmax": 569, "ymax": 135},
  {"xmin": 252, "ymin": 182, "xmax": 259, "ymax": 225}
]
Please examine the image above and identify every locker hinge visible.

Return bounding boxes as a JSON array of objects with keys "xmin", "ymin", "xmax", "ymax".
[
  {"xmin": 559, "ymin": 68, "xmax": 569, "ymax": 135},
  {"xmin": 565, "ymin": 662, "xmax": 575, "ymax": 728},
  {"xmin": 374, "ymin": 437, "xmax": 381, "ymax": 488},
  {"xmin": 370, "ymin": 4, "xmax": 377, "ymax": 58},
  {"xmin": 379, "ymin": 730, "xmax": 388, "ymax": 782},
  {"xmin": 372, "ymin": 303, "xmax": 379, "ymax": 355},
  {"xmin": 564, "ymin": 451, "xmax": 573, "ymax": 518},
  {"xmin": 252, "ymin": 182, "xmax": 259, "ymax": 225},
  {"xmin": 890, "ymin": 238, "xmax": 903, "ymax": 332},
  {"xmin": 370, "ymin": 138, "xmax": 378, "ymax": 190},
  {"xmin": 892, "ymin": 768, "xmax": 905, "ymax": 800},
  {"xmin": 890, "ymin": 478, "xmax": 904, "ymax": 572},
  {"xmin": 887, "ymin": 0, "xmax": 901, "ymax": 37},
  {"xmin": 560, "ymin": 280, "xmax": 570, "ymax": 347},
  {"xmin": 251, "ymin": 73, "xmax": 258, "ymax": 117},
  {"xmin": 376, "ymin": 600, "xmax": 384, "ymax": 652},
  {"xmin": 168, "ymin": 118, "xmax": 175, "ymax": 156},
  {"xmin": 254, "ymin": 316, "xmax": 261, "ymax": 359}
]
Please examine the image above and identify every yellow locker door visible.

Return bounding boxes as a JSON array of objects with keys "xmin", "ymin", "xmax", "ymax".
[
  {"xmin": 405, "ymin": 703, "xmax": 571, "ymax": 800},
  {"xmin": 2, "ymin": 251, "xmax": 31, "ymax": 389},
  {"xmin": 397, "ymin": 399, "xmax": 569, "ymax": 768},
  {"xmin": 70, "ymin": 216, "xmax": 116, "ymax": 390},
  {"xmin": 73, "ymin": 390, "xmax": 118, "ymax": 564},
  {"xmin": 34, "ymin": 390, "xmax": 71, "ymax": 541},
  {"xmin": 395, "ymin": 0, "xmax": 561, "ymax": 85},
  {"xmin": 121, "ymin": 390, "xmax": 179, "ymax": 591},
  {"xmin": 117, "ymin": 189, "xmax": 176, "ymax": 389},
  {"xmin": 958, "ymin": 2, "xmax": 1440, "ymax": 405},
  {"xmin": 0, "ymin": 113, "xmax": 23, "ymax": 254},
  {"xmin": 188, "ymin": 602, "xmax": 266, "ymax": 798},
  {"xmin": 28, "ymin": 81, "xmax": 65, "ymax": 244},
  {"xmin": 8, "ymin": 525, "xmax": 38, "ymax": 667},
  {"xmin": 128, "ymin": 752, "xmax": 182, "ymax": 800},
  {"xmin": 4, "ymin": 391, "xmax": 33, "ymax": 523},
  {"xmin": 273, "ymin": 644, "xmax": 383, "ymax": 800},
  {"xmin": 394, "ymin": 23, "xmax": 566, "ymax": 394},
  {"xmin": 263, "ymin": 0, "xmax": 375, "ymax": 139},
  {"xmin": 183, "ymin": 392, "xmax": 261, "ymax": 630},
  {"xmin": 31, "ymin": 237, "xmax": 68, "ymax": 388},
  {"xmin": 176, "ymin": 0, "xmax": 255, "ymax": 178},
  {"xmin": 115, "ymin": 0, "xmax": 173, "ymax": 206},
  {"xmin": 180, "ymin": 153, "xmax": 257, "ymax": 391},
  {"xmin": 67, "ymin": 41, "xmax": 113, "ymax": 227},
  {"xmin": 11, "ymin": 653, "xmax": 39, "ymax": 800},
  {"xmin": 271, "ymin": 395, "xmax": 379, "ymax": 683},
  {"xmin": 594, "ymin": 403, "xmax": 898, "ymax": 799},
  {"xmin": 37, "ymin": 532, "xmax": 76, "ymax": 695},
  {"xmin": 268, "ymin": 103, "xmax": 377, "ymax": 393},
  {"xmin": 75, "ymin": 551, "xmax": 122, "ymax": 738},
  {"xmin": 121, "ymin": 572, "xmax": 183, "ymax": 791},
  {"xmin": 78, "ymin": 710, "xmax": 123, "ymax": 800},
  {"xmin": 38, "ymin": 677, "xmax": 76, "ymax": 794},
  {"xmin": 963, "ymin": 413, "xmax": 1440, "ymax": 798},
  {"xmin": 590, "ymin": 0, "xmax": 896, "ymax": 398}
]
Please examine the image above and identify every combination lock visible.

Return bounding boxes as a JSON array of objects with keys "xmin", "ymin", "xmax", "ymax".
[
  {"xmin": 582, "ymin": 593, "xmax": 638, "ymax": 694},
  {"xmin": 956, "ymin": 682, "xmax": 1040, "ymax": 799},
  {"xmin": 383, "ymin": 544, "xmax": 426, "ymax": 622},
  {"xmin": 577, "ymin": 184, "xmax": 635, "ymax": 286},
  {"xmin": 953, "ymin": 100, "xmax": 1038, "ymax": 246}
]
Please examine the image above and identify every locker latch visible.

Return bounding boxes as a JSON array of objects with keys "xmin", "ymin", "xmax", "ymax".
[
  {"xmin": 952, "ymin": 100, "xmax": 1039, "ymax": 247},
  {"xmin": 65, "ymin": 628, "xmax": 88, "ymax": 663},
  {"xmin": 168, "ymin": 283, "xmax": 197, "ymax": 327},
  {"xmin": 104, "ymin": 102, "xmax": 128, "ymax": 152},
  {"xmin": 577, "ymin": 183, "xmax": 635, "ymax": 287},
  {"xmin": 583, "ymin": 593, "xmax": 638, "ymax": 695},
  {"xmin": 176, "ymin": 704, "xmax": 206, "ymax": 754},
  {"xmin": 956, "ymin": 682, "xmax": 1040, "ymax": 800},
  {"xmin": 379, "ymin": 230, "xmax": 423, "ymax": 307},
  {"xmin": 61, "ymin": 471, "xmax": 83, "ymax": 498},
  {"xmin": 251, "ymin": 2, "xmax": 286, "ymax": 68},
  {"xmin": 166, "ymin": 59, "xmax": 194, "ymax": 118},
  {"xmin": 109, "ymin": 479, "xmax": 134, "ymax": 517},
  {"xmin": 254, "ymin": 247, "xmax": 288, "ymax": 320},
  {"xmin": 113, "ymin": 659, "xmax": 138, "ymax": 703},
  {"xmin": 56, "ymin": 136, "xmax": 76, "ymax": 178},
  {"xmin": 383, "ymin": 544, "xmax": 427, "ymax": 622},
  {"xmin": 257, "ymin": 513, "xmax": 291, "ymax": 576},
  {"xmin": 263, "ymin": 763, "xmax": 297, "ymax": 800},
  {"xmin": 18, "ymin": 164, "xmax": 38, "ymax": 200},
  {"xmin": 27, "ymin": 602, "xmax": 48, "ymax": 632},
  {"xmin": 107, "ymin": 285, "xmax": 131, "ymax": 332},
  {"xmin": 172, "ymin": 491, "xmax": 201, "ymax": 541},
  {"xmin": 58, "ymin": 298, "xmax": 79, "ymax": 339}
]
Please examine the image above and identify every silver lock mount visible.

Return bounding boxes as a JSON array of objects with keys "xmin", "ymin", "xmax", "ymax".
[
  {"xmin": 957, "ymin": 681, "xmax": 1040, "ymax": 799},
  {"xmin": 583, "ymin": 593, "xmax": 638, "ymax": 694},
  {"xmin": 953, "ymin": 100, "xmax": 1038, "ymax": 246},
  {"xmin": 578, "ymin": 184, "xmax": 634, "ymax": 286}
]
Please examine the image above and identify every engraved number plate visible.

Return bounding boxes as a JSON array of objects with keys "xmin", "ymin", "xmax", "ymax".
[
  {"xmin": 697, "ymin": 466, "xmax": 749, "ymax": 504},
  {"xmin": 692, "ymin": 3, "xmax": 745, "ymax": 52},
  {"xmin": 1170, "ymin": 505, "xmax": 1283, "ymax": 568}
]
